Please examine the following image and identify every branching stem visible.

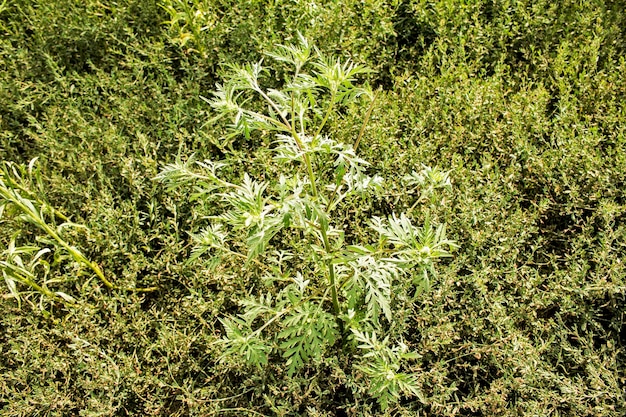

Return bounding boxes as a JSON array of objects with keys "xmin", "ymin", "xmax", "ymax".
[
  {"xmin": 1, "ymin": 262, "xmax": 69, "ymax": 304},
  {"xmin": 2, "ymin": 186, "xmax": 157, "ymax": 293},
  {"xmin": 255, "ymin": 87, "xmax": 293, "ymax": 131},
  {"xmin": 354, "ymin": 88, "xmax": 380, "ymax": 151},
  {"xmin": 314, "ymin": 92, "xmax": 336, "ymax": 140}
]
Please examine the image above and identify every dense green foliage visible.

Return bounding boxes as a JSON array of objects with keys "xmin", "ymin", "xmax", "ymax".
[{"xmin": 1, "ymin": 0, "xmax": 625, "ymax": 415}]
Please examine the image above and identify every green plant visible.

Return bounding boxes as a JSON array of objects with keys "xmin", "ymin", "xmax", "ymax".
[
  {"xmin": 0, "ymin": 159, "xmax": 157, "ymax": 308},
  {"xmin": 157, "ymin": 35, "xmax": 456, "ymax": 409},
  {"xmin": 160, "ymin": 0, "xmax": 218, "ymax": 55}
]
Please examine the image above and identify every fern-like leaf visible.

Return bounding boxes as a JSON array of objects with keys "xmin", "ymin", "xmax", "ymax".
[
  {"xmin": 277, "ymin": 302, "xmax": 338, "ymax": 376},
  {"xmin": 219, "ymin": 317, "xmax": 271, "ymax": 368},
  {"xmin": 352, "ymin": 330, "xmax": 424, "ymax": 409},
  {"xmin": 343, "ymin": 255, "xmax": 396, "ymax": 322}
]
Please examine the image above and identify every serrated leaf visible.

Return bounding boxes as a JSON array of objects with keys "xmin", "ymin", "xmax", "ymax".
[
  {"xmin": 219, "ymin": 316, "xmax": 271, "ymax": 368},
  {"xmin": 344, "ymin": 256, "xmax": 395, "ymax": 322},
  {"xmin": 277, "ymin": 303, "xmax": 338, "ymax": 376},
  {"xmin": 246, "ymin": 216, "xmax": 283, "ymax": 263}
]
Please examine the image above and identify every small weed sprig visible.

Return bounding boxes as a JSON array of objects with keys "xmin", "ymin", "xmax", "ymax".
[
  {"xmin": 160, "ymin": 0, "xmax": 218, "ymax": 56},
  {"xmin": 157, "ymin": 35, "xmax": 457, "ymax": 409},
  {"xmin": 0, "ymin": 159, "xmax": 157, "ymax": 308}
]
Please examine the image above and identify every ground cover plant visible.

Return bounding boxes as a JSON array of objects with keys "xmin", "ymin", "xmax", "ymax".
[{"xmin": 1, "ymin": 0, "xmax": 625, "ymax": 416}]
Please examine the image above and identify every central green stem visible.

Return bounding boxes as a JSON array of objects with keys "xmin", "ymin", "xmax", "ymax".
[
  {"xmin": 291, "ymin": 131, "xmax": 340, "ymax": 318},
  {"xmin": 293, "ymin": 135, "xmax": 339, "ymax": 317},
  {"xmin": 259, "ymin": 88, "xmax": 341, "ymax": 318},
  {"xmin": 319, "ymin": 225, "xmax": 340, "ymax": 317}
]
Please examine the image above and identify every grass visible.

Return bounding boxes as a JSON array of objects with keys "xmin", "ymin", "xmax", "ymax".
[{"xmin": 1, "ymin": 0, "xmax": 625, "ymax": 415}]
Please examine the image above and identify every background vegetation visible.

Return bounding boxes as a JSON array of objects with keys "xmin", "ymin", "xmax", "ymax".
[{"xmin": 1, "ymin": 0, "xmax": 625, "ymax": 415}]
